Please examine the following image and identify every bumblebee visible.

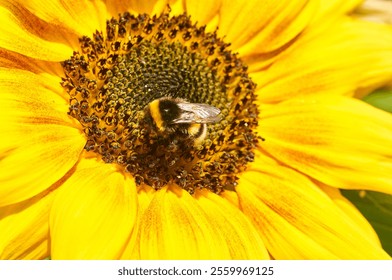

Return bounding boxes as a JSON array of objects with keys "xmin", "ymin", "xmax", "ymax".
[{"xmin": 144, "ymin": 97, "xmax": 221, "ymax": 145}]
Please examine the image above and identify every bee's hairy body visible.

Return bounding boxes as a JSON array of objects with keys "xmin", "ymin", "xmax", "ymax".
[{"xmin": 145, "ymin": 97, "xmax": 220, "ymax": 146}]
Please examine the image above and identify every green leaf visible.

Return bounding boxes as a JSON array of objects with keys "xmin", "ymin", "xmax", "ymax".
[
  {"xmin": 342, "ymin": 190, "xmax": 392, "ymax": 255},
  {"xmin": 363, "ymin": 88, "xmax": 392, "ymax": 113}
]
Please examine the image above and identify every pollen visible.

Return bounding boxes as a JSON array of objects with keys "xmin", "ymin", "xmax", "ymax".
[{"xmin": 60, "ymin": 10, "xmax": 259, "ymax": 194}]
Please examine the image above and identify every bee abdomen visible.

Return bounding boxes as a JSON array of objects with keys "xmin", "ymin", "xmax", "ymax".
[{"xmin": 189, "ymin": 123, "xmax": 207, "ymax": 146}]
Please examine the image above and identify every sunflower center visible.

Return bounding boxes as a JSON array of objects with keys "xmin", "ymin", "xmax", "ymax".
[{"xmin": 61, "ymin": 11, "xmax": 259, "ymax": 194}]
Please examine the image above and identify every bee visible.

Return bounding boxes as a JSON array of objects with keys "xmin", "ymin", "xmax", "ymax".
[{"xmin": 144, "ymin": 97, "xmax": 221, "ymax": 146}]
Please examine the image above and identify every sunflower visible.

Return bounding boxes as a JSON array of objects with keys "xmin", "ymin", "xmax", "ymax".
[{"xmin": 1, "ymin": 0, "xmax": 392, "ymax": 260}]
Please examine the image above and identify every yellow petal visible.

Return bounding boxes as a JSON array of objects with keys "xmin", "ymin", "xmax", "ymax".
[
  {"xmin": 0, "ymin": 1, "xmax": 82, "ymax": 48},
  {"xmin": 0, "ymin": 5, "xmax": 73, "ymax": 61},
  {"xmin": 318, "ymin": 184, "xmax": 382, "ymax": 247},
  {"xmin": 128, "ymin": 0, "xmax": 167, "ymax": 15},
  {"xmin": 236, "ymin": 0, "xmax": 317, "ymax": 65},
  {"xmin": 139, "ymin": 185, "xmax": 245, "ymax": 259},
  {"xmin": 252, "ymin": 18, "xmax": 392, "ymax": 102},
  {"xmin": 218, "ymin": 0, "xmax": 310, "ymax": 51},
  {"xmin": 0, "ymin": 126, "xmax": 84, "ymax": 206},
  {"xmin": 165, "ymin": 0, "xmax": 184, "ymax": 16},
  {"xmin": 50, "ymin": 158, "xmax": 137, "ymax": 259},
  {"xmin": 0, "ymin": 190, "xmax": 55, "ymax": 259},
  {"xmin": 120, "ymin": 185, "xmax": 155, "ymax": 259},
  {"xmin": 259, "ymin": 94, "xmax": 392, "ymax": 194},
  {"xmin": 102, "ymin": 0, "xmax": 168, "ymax": 22},
  {"xmin": 105, "ymin": 0, "xmax": 167, "ymax": 17},
  {"xmin": 0, "ymin": 50, "xmax": 65, "ymax": 79},
  {"xmin": 311, "ymin": 0, "xmax": 363, "ymax": 25},
  {"xmin": 0, "ymin": 69, "xmax": 85, "ymax": 206},
  {"xmin": 220, "ymin": 189, "xmax": 240, "ymax": 208},
  {"xmin": 195, "ymin": 189, "xmax": 269, "ymax": 259},
  {"xmin": 0, "ymin": 68, "xmax": 77, "ymax": 145},
  {"xmin": 8, "ymin": 0, "xmax": 108, "ymax": 39},
  {"xmin": 237, "ymin": 152, "xmax": 390, "ymax": 259},
  {"xmin": 184, "ymin": 0, "xmax": 221, "ymax": 26},
  {"xmin": 0, "ymin": 67, "xmax": 69, "ymax": 108}
]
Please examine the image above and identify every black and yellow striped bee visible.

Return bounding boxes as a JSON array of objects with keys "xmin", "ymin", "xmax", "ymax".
[{"xmin": 144, "ymin": 97, "xmax": 221, "ymax": 146}]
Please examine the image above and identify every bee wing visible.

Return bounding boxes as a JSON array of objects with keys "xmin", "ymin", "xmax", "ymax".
[{"xmin": 173, "ymin": 103, "xmax": 221, "ymax": 124}]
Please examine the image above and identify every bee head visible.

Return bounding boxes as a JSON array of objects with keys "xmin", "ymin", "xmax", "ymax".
[
  {"xmin": 146, "ymin": 97, "xmax": 182, "ymax": 132},
  {"xmin": 158, "ymin": 98, "xmax": 181, "ymax": 124}
]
